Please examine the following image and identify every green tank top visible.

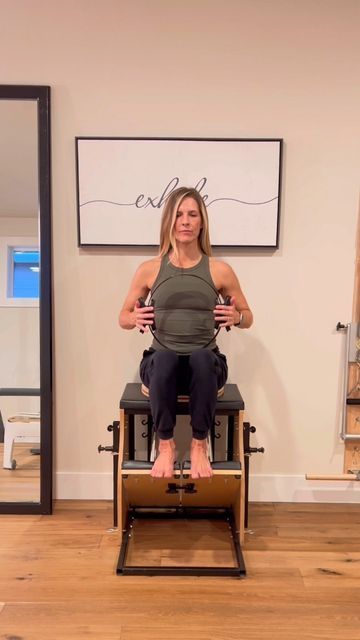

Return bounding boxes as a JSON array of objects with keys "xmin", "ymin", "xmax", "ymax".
[{"xmin": 150, "ymin": 254, "xmax": 218, "ymax": 354}]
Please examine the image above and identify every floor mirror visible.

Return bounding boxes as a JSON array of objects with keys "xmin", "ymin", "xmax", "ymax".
[{"xmin": 0, "ymin": 85, "xmax": 52, "ymax": 513}]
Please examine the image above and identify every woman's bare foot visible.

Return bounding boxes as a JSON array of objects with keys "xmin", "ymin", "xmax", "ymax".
[
  {"xmin": 151, "ymin": 438, "xmax": 176, "ymax": 478},
  {"xmin": 190, "ymin": 438, "xmax": 213, "ymax": 479}
]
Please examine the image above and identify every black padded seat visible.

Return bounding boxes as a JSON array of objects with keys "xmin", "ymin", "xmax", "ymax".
[{"xmin": 120, "ymin": 382, "xmax": 244, "ymax": 416}]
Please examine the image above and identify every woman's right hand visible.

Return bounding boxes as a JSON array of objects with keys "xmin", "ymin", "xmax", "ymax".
[{"xmin": 134, "ymin": 299, "xmax": 154, "ymax": 333}]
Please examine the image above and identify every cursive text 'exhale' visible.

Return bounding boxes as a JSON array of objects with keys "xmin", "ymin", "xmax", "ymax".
[{"xmin": 80, "ymin": 176, "xmax": 278, "ymax": 209}]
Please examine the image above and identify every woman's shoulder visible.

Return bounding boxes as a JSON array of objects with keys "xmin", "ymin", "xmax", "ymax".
[
  {"xmin": 209, "ymin": 257, "xmax": 236, "ymax": 289},
  {"xmin": 209, "ymin": 257, "xmax": 233, "ymax": 274},
  {"xmin": 136, "ymin": 257, "xmax": 162, "ymax": 287},
  {"xmin": 136, "ymin": 257, "xmax": 161, "ymax": 275}
]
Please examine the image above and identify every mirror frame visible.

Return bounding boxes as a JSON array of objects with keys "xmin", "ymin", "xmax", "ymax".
[{"xmin": 0, "ymin": 85, "xmax": 52, "ymax": 514}]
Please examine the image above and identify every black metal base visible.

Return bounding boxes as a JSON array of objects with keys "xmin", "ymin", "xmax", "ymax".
[{"xmin": 116, "ymin": 507, "xmax": 246, "ymax": 577}]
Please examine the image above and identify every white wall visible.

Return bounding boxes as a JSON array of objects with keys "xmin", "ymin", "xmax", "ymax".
[{"xmin": 1, "ymin": 0, "xmax": 359, "ymax": 501}]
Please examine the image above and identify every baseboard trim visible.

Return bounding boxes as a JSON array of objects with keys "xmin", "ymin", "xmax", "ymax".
[
  {"xmin": 249, "ymin": 474, "xmax": 360, "ymax": 503},
  {"xmin": 55, "ymin": 472, "xmax": 360, "ymax": 502}
]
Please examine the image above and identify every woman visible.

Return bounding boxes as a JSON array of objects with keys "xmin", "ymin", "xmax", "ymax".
[{"xmin": 119, "ymin": 186, "xmax": 253, "ymax": 479}]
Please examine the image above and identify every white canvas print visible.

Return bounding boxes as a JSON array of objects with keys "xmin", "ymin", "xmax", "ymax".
[{"xmin": 76, "ymin": 137, "xmax": 282, "ymax": 248}]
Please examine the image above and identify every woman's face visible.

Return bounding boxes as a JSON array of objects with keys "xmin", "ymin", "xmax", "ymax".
[{"xmin": 173, "ymin": 196, "xmax": 202, "ymax": 245}]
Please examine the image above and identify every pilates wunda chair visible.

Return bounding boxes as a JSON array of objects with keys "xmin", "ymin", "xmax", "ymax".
[{"xmin": 99, "ymin": 383, "xmax": 264, "ymax": 577}]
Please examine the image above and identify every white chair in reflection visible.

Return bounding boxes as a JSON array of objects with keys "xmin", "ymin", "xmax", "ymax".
[{"xmin": 3, "ymin": 412, "xmax": 40, "ymax": 470}]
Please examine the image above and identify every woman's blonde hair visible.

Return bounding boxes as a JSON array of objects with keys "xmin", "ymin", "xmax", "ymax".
[{"xmin": 159, "ymin": 187, "xmax": 212, "ymax": 258}]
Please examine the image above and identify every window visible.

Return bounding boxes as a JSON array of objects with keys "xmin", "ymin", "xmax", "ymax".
[
  {"xmin": 0, "ymin": 237, "xmax": 39, "ymax": 307},
  {"xmin": 10, "ymin": 249, "xmax": 40, "ymax": 298}
]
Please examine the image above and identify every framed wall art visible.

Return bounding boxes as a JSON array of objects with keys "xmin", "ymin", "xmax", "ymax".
[{"xmin": 76, "ymin": 137, "xmax": 283, "ymax": 248}]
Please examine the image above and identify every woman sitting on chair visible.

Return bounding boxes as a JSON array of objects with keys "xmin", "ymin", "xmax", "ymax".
[{"xmin": 119, "ymin": 186, "xmax": 253, "ymax": 479}]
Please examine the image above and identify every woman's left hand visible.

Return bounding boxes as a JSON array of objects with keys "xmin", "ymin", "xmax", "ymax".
[{"xmin": 214, "ymin": 296, "xmax": 238, "ymax": 328}]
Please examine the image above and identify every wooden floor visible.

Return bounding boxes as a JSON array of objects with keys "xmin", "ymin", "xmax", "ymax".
[{"xmin": 1, "ymin": 501, "xmax": 360, "ymax": 639}]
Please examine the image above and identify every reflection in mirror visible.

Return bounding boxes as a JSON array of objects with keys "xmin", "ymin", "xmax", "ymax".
[{"xmin": 0, "ymin": 100, "xmax": 40, "ymax": 502}]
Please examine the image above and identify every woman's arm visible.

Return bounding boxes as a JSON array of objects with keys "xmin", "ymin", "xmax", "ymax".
[
  {"xmin": 210, "ymin": 260, "xmax": 253, "ymax": 329},
  {"xmin": 119, "ymin": 259, "xmax": 159, "ymax": 331}
]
